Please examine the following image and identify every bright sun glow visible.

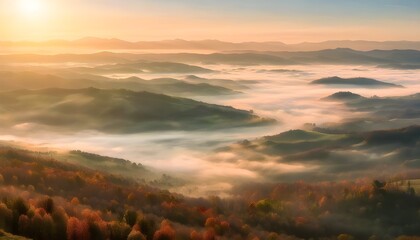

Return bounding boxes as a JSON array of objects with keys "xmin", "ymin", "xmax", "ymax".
[{"xmin": 19, "ymin": 0, "xmax": 44, "ymax": 16}]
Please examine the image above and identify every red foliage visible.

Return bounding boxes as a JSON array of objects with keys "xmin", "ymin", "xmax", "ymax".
[
  {"xmin": 153, "ymin": 220, "xmax": 176, "ymax": 240},
  {"xmin": 203, "ymin": 229, "xmax": 216, "ymax": 240},
  {"xmin": 67, "ymin": 217, "xmax": 90, "ymax": 240}
]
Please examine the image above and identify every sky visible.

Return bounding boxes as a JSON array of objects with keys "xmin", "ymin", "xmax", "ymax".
[{"xmin": 0, "ymin": 0, "xmax": 419, "ymax": 42}]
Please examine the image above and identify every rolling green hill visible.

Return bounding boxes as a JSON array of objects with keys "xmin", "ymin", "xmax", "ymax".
[
  {"xmin": 221, "ymin": 125, "xmax": 420, "ymax": 182},
  {"xmin": 322, "ymin": 92, "xmax": 420, "ymax": 131},
  {"xmin": 0, "ymin": 88, "xmax": 273, "ymax": 133}
]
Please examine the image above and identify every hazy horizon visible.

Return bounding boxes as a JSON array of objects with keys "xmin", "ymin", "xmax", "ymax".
[
  {"xmin": 1, "ymin": 0, "xmax": 419, "ymax": 42},
  {"xmin": 3, "ymin": 36, "xmax": 420, "ymax": 44}
]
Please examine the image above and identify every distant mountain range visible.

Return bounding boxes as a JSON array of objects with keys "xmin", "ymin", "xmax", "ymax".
[
  {"xmin": 2, "ymin": 48, "xmax": 419, "ymax": 67},
  {"xmin": 2, "ymin": 37, "xmax": 420, "ymax": 51}
]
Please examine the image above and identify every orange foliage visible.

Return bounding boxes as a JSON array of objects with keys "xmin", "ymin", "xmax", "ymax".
[{"xmin": 153, "ymin": 220, "xmax": 176, "ymax": 240}]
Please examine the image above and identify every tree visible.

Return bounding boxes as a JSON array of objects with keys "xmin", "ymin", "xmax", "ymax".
[
  {"xmin": 109, "ymin": 221, "xmax": 131, "ymax": 240},
  {"xmin": 203, "ymin": 229, "xmax": 216, "ymax": 240},
  {"xmin": 18, "ymin": 215, "xmax": 30, "ymax": 237},
  {"xmin": 220, "ymin": 221, "xmax": 230, "ymax": 235},
  {"xmin": 153, "ymin": 220, "xmax": 175, "ymax": 240},
  {"xmin": 190, "ymin": 230, "xmax": 201, "ymax": 240},
  {"xmin": 71, "ymin": 197, "xmax": 80, "ymax": 206},
  {"xmin": 41, "ymin": 214, "xmax": 54, "ymax": 240},
  {"xmin": 138, "ymin": 217, "xmax": 157, "ymax": 240},
  {"xmin": 38, "ymin": 198, "xmax": 54, "ymax": 214},
  {"xmin": 204, "ymin": 217, "xmax": 217, "ymax": 228},
  {"xmin": 31, "ymin": 212, "xmax": 43, "ymax": 240},
  {"xmin": 124, "ymin": 210, "xmax": 138, "ymax": 227},
  {"xmin": 0, "ymin": 203, "xmax": 13, "ymax": 232},
  {"xmin": 128, "ymin": 230, "xmax": 147, "ymax": 240},
  {"xmin": 12, "ymin": 197, "xmax": 29, "ymax": 232},
  {"xmin": 67, "ymin": 217, "xmax": 79, "ymax": 240},
  {"xmin": 67, "ymin": 217, "xmax": 90, "ymax": 240},
  {"xmin": 81, "ymin": 209, "xmax": 108, "ymax": 240},
  {"xmin": 52, "ymin": 207, "xmax": 68, "ymax": 240},
  {"xmin": 255, "ymin": 199, "xmax": 273, "ymax": 213}
]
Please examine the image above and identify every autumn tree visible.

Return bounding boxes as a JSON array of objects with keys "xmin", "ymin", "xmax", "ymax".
[
  {"xmin": 51, "ymin": 207, "xmax": 68, "ymax": 240},
  {"xmin": 11, "ymin": 197, "xmax": 29, "ymax": 233},
  {"xmin": 82, "ymin": 209, "xmax": 108, "ymax": 240},
  {"xmin": 31, "ymin": 212, "xmax": 43, "ymax": 240},
  {"xmin": 203, "ymin": 229, "xmax": 216, "ymax": 240},
  {"xmin": 128, "ymin": 230, "xmax": 147, "ymax": 240},
  {"xmin": 37, "ymin": 198, "xmax": 54, "ymax": 214},
  {"xmin": 153, "ymin": 220, "xmax": 176, "ymax": 240},
  {"xmin": 40, "ymin": 214, "xmax": 54, "ymax": 240},
  {"xmin": 17, "ymin": 214, "xmax": 30, "ymax": 237},
  {"xmin": 0, "ymin": 203, "xmax": 13, "ymax": 232},
  {"xmin": 109, "ymin": 221, "xmax": 131, "ymax": 240},
  {"xmin": 138, "ymin": 216, "xmax": 157, "ymax": 240},
  {"xmin": 67, "ymin": 217, "xmax": 90, "ymax": 240},
  {"xmin": 190, "ymin": 230, "xmax": 202, "ymax": 240}
]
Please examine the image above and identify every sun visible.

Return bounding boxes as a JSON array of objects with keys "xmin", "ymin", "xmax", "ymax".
[{"xmin": 19, "ymin": 0, "xmax": 44, "ymax": 16}]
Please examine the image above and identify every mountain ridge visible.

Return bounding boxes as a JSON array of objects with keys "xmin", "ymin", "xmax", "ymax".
[
  {"xmin": 2, "ymin": 49, "xmax": 419, "ymax": 66},
  {"xmin": 311, "ymin": 76, "xmax": 404, "ymax": 88},
  {"xmin": 2, "ymin": 38, "xmax": 420, "ymax": 51}
]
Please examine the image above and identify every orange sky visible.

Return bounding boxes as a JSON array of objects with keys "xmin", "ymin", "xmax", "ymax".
[{"xmin": 1, "ymin": 0, "xmax": 419, "ymax": 43}]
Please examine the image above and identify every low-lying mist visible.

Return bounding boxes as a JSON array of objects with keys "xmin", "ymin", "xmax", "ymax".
[{"xmin": 1, "ymin": 62, "xmax": 419, "ymax": 196}]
